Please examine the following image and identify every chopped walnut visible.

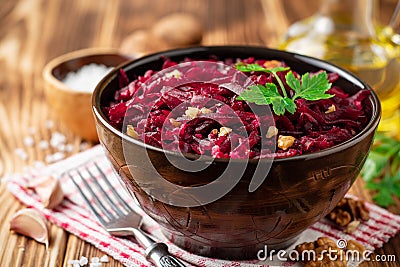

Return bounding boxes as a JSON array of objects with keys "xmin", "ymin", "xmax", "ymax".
[
  {"xmin": 346, "ymin": 240, "xmax": 366, "ymax": 254},
  {"xmin": 165, "ymin": 69, "xmax": 182, "ymax": 79},
  {"xmin": 325, "ymin": 104, "xmax": 336, "ymax": 114},
  {"xmin": 328, "ymin": 209, "xmax": 352, "ymax": 227},
  {"xmin": 200, "ymin": 107, "xmax": 212, "ymax": 114},
  {"xmin": 344, "ymin": 220, "xmax": 360, "ymax": 234},
  {"xmin": 126, "ymin": 125, "xmax": 138, "ymax": 139},
  {"xmin": 266, "ymin": 126, "xmax": 278, "ymax": 138},
  {"xmin": 296, "ymin": 237, "xmax": 347, "ymax": 267},
  {"xmin": 169, "ymin": 118, "xmax": 182, "ymax": 128},
  {"xmin": 210, "ymin": 129, "xmax": 219, "ymax": 135},
  {"xmin": 316, "ymin": 237, "xmax": 338, "ymax": 248},
  {"xmin": 263, "ymin": 60, "xmax": 282, "ymax": 69},
  {"xmin": 326, "ymin": 197, "xmax": 369, "ymax": 230},
  {"xmin": 277, "ymin": 135, "xmax": 295, "ymax": 150},
  {"xmin": 218, "ymin": 126, "xmax": 232, "ymax": 137},
  {"xmin": 185, "ymin": 107, "xmax": 200, "ymax": 119}
]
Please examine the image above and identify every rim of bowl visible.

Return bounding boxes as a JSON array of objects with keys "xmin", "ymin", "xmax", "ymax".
[
  {"xmin": 42, "ymin": 47, "xmax": 133, "ymax": 95},
  {"xmin": 93, "ymin": 45, "xmax": 381, "ymax": 163}
]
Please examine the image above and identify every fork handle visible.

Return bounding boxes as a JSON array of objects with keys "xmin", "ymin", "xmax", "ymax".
[{"xmin": 146, "ymin": 243, "xmax": 186, "ymax": 267}]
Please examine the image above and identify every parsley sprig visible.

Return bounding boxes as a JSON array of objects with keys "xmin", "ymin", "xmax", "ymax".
[
  {"xmin": 235, "ymin": 63, "xmax": 334, "ymax": 116},
  {"xmin": 361, "ymin": 133, "xmax": 400, "ymax": 207}
]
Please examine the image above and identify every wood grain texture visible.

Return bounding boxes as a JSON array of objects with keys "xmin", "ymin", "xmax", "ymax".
[{"xmin": 0, "ymin": 0, "xmax": 398, "ymax": 266}]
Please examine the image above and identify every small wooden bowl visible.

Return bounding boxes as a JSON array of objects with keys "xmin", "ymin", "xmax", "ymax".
[{"xmin": 42, "ymin": 48, "xmax": 132, "ymax": 141}]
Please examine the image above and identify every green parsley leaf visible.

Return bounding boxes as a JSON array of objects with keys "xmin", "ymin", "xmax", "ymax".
[
  {"xmin": 236, "ymin": 85, "xmax": 270, "ymax": 105},
  {"xmin": 366, "ymin": 169, "xmax": 400, "ymax": 207},
  {"xmin": 235, "ymin": 63, "xmax": 334, "ymax": 116},
  {"xmin": 237, "ymin": 84, "xmax": 293, "ymax": 115},
  {"xmin": 287, "ymin": 71, "xmax": 333, "ymax": 101},
  {"xmin": 361, "ymin": 132, "xmax": 400, "ymax": 207},
  {"xmin": 235, "ymin": 63, "xmax": 289, "ymax": 74}
]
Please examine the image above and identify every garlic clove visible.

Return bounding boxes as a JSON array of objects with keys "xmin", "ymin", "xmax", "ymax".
[
  {"xmin": 10, "ymin": 208, "xmax": 50, "ymax": 249},
  {"xmin": 28, "ymin": 175, "xmax": 64, "ymax": 209}
]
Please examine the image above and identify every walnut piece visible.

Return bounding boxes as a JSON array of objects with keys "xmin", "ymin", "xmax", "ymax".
[
  {"xmin": 266, "ymin": 126, "xmax": 278, "ymax": 138},
  {"xmin": 200, "ymin": 107, "xmax": 212, "ymax": 114},
  {"xmin": 169, "ymin": 118, "xmax": 182, "ymax": 128},
  {"xmin": 346, "ymin": 240, "xmax": 366, "ymax": 254},
  {"xmin": 326, "ymin": 197, "xmax": 369, "ymax": 230},
  {"xmin": 185, "ymin": 107, "xmax": 200, "ymax": 119},
  {"xmin": 263, "ymin": 60, "xmax": 282, "ymax": 69},
  {"xmin": 126, "ymin": 125, "xmax": 139, "ymax": 139},
  {"xmin": 277, "ymin": 135, "xmax": 295, "ymax": 150},
  {"xmin": 325, "ymin": 104, "xmax": 336, "ymax": 114},
  {"xmin": 296, "ymin": 237, "xmax": 347, "ymax": 267},
  {"xmin": 218, "ymin": 127, "xmax": 232, "ymax": 137},
  {"xmin": 344, "ymin": 220, "xmax": 361, "ymax": 234}
]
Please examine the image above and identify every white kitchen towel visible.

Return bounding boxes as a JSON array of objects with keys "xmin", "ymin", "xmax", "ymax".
[{"xmin": 6, "ymin": 145, "xmax": 400, "ymax": 267}]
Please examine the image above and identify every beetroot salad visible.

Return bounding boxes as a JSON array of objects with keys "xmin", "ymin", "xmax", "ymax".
[{"xmin": 103, "ymin": 57, "xmax": 371, "ymax": 159}]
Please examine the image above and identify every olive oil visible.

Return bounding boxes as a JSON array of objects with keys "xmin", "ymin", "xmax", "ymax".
[{"xmin": 278, "ymin": 0, "xmax": 400, "ymax": 138}]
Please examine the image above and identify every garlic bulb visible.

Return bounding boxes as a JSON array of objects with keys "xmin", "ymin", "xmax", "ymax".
[
  {"xmin": 29, "ymin": 175, "xmax": 64, "ymax": 209},
  {"xmin": 10, "ymin": 208, "xmax": 50, "ymax": 249}
]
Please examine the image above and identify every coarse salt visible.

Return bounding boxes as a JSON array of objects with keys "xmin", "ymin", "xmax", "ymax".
[
  {"xmin": 14, "ymin": 148, "xmax": 28, "ymax": 161},
  {"xmin": 50, "ymin": 132, "xmax": 67, "ymax": 148},
  {"xmin": 62, "ymin": 63, "xmax": 113, "ymax": 93},
  {"xmin": 79, "ymin": 142, "xmax": 88, "ymax": 151},
  {"xmin": 79, "ymin": 256, "xmax": 88, "ymax": 266},
  {"xmin": 45, "ymin": 152, "xmax": 65, "ymax": 163},
  {"xmin": 90, "ymin": 257, "xmax": 100, "ymax": 263},
  {"xmin": 23, "ymin": 136, "xmax": 35, "ymax": 147},
  {"xmin": 28, "ymin": 126, "xmax": 36, "ymax": 135},
  {"xmin": 38, "ymin": 140, "xmax": 49, "ymax": 150},
  {"xmin": 45, "ymin": 120, "xmax": 54, "ymax": 129},
  {"xmin": 67, "ymin": 259, "xmax": 79, "ymax": 265},
  {"xmin": 100, "ymin": 255, "xmax": 108, "ymax": 262}
]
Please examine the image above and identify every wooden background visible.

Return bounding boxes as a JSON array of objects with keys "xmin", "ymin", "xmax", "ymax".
[{"xmin": 0, "ymin": 0, "xmax": 399, "ymax": 266}]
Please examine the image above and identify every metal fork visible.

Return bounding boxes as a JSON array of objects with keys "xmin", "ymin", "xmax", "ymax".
[{"xmin": 69, "ymin": 162, "xmax": 186, "ymax": 267}]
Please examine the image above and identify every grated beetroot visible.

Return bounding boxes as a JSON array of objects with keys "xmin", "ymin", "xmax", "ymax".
[{"xmin": 104, "ymin": 58, "xmax": 371, "ymax": 159}]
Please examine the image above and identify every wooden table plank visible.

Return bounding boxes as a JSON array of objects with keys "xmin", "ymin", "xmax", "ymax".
[{"xmin": 0, "ymin": 0, "xmax": 399, "ymax": 266}]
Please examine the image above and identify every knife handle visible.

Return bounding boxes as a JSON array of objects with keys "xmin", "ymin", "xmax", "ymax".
[{"xmin": 146, "ymin": 243, "xmax": 186, "ymax": 267}]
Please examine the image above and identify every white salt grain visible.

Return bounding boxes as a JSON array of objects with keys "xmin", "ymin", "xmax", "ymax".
[
  {"xmin": 23, "ymin": 136, "xmax": 35, "ymax": 147},
  {"xmin": 100, "ymin": 255, "xmax": 108, "ymax": 263},
  {"xmin": 57, "ymin": 144, "xmax": 66, "ymax": 152},
  {"xmin": 45, "ymin": 152, "xmax": 65, "ymax": 163},
  {"xmin": 33, "ymin": 161, "xmax": 45, "ymax": 169},
  {"xmin": 63, "ymin": 63, "xmax": 113, "ymax": 93},
  {"xmin": 65, "ymin": 144, "xmax": 74, "ymax": 152},
  {"xmin": 79, "ymin": 142, "xmax": 88, "ymax": 151},
  {"xmin": 73, "ymin": 263, "xmax": 80, "ymax": 267},
  {"xmin": 14, "ymin": 148, "xmax": 28, "ymax": 161},
  {"xmin": 89, "ymin": 263, "xmax": 102, "ymax": 267},
  {"xmin": 50, "ymin": 132, "xmax": 67, "ymax": 148},
  {"xmin": 79, "ymin": 256, "xmax": 88, "ymax": 266},
  {"xmin": 91, "ymin": 257, "xmax": 100, "ymax": 263},
  {"xmin": 68, "ymin": 259, "xmax": 79, "ymax": 265},
  {"xmin": 28, "ymin": 126, "xmax": 36, "ymax": 135},
  {"xmin": 45, "ymin": 120, "xmax": 54, "ymax": 129},
  {"xmin": 38, "ymin": 140, "xmax": 49, "ymax": 150}
]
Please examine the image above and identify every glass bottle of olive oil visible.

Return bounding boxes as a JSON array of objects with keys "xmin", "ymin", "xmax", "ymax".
[{"xmin": 279, "ymin": 0, "xmax": 400, "ymax": 138}]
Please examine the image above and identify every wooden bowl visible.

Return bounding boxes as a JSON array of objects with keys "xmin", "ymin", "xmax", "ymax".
[
  {"xmin": 42, "ymin": 48, "xmax": 132, "ymax": 141},
  {"xmin": 92, "ymin": 46, "xmax": 381, "ymax": 259}
]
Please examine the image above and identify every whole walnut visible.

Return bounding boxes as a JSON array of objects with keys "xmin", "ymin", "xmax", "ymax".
[{"xmin": 151, "ymin": 13, "xmax": 203, "ymax": 46}]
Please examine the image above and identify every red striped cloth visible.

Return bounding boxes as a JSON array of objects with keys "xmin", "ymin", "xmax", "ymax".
[{"xmin": 6, "ymin": 145, "xmax": 400, "ymax": 267}]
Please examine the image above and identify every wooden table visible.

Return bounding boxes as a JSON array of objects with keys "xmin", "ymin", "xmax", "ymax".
[{"xmin": 0, "ymin": 0, "xmax": 398, "ymax": 266}]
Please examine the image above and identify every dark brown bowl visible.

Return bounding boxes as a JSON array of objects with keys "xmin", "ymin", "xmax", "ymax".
[{"xmin": 92, "ymin": 46, "xmax": 381, "ymax": 259}]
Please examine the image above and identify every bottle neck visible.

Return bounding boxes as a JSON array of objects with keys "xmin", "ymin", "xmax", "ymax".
[{"xmin": 318, "ymin": 0, "xmax": 378, "ymax": 36}]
